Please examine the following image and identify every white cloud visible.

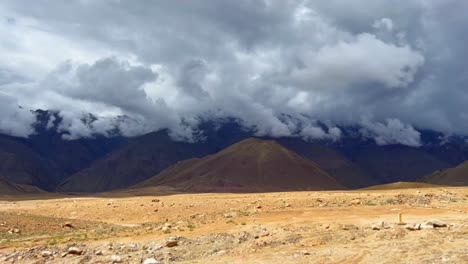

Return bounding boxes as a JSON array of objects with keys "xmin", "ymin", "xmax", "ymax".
[
  {"xmin": 360, "ymin": 118, "xmax": 422, "ymax": 147},
  {"xmin": 0, "ymin": 1, "xmax": 467, "ymax": 144},
  {"xmin": 0, "ymin": 92, "xmax": 36, "ymax": 137}
]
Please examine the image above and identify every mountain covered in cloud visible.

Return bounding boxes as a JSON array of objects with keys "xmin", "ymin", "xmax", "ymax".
[
  {"xmin": 1, "ymin": 1, "xmax": 468, "ymax": 192},
  {"xmin": 1, "ymin": 1, "xmax": 468, "ymax": 143},
  {"xmin": 0, "ymin": 112, "xmax": 467, "ymax": 193}
]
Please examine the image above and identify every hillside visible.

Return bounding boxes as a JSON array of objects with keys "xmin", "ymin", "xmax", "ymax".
[
  {"xmin": 277, "ymin": 138, "xmax": 375, "ymax": 188},
  {"xmin": 0, "ymin": 177, "xmax": 43, "ymax": 195},
  {"xmin": 0, "ymin": 136, "xmax": 58, "ymax": 189},
  {"xmin": 0, "ymin": 178, "xmax": 21, "ymax": 194},
  {"xmin": 136, "ymin": 138, "xmax": 345, "ymax": 192},
  {"xmin": 344, "ymin": 145, "xmax": 450, "ymax": 183},
  {"xmin": 361, "ymin": 181, "xmax": 442, "ymax": 190},
  {"xmin": 424, "ymin": 161, "xmax": 468, "ymax": 186}
]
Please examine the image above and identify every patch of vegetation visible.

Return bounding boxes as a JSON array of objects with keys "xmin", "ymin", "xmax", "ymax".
[{"xmin": 187, "ymin": 224, "xmax": 196, "ymax": 231}]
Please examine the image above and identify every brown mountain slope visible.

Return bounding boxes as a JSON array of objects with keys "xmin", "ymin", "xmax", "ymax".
[
  {"xmin": 351, "ymin": 146, "xmax": 450, "ymax": 183},
  {"xmin": 0, "ymin": 177, "xmax": 43, "ymax": 195},
  {"xmin": 136, "ymin": 138, "xmax": 345, "ymax": 192},
  {"xmin": 56, "ymin": 131, "xmax": 211, "ymax": 193},
  {"xmin": 423, "ymin": 161, "xmax": 468, "ymax": 186},
  {"xmin": 361, "ymin": 181, "xmax": 442, "ymax": 190},
  {"xmin": 0, "ymin": 137, "xmax": 59, "ymax": 189},
  {"xmin": 277, "ymin": 138, "xmax": 376, "ymax": 188},
  {"xmin": 0, "ymin": 178, "xmax": 20, "ymax": 195}
]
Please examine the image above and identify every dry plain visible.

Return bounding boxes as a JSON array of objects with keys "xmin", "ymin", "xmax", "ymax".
[{"xmin": 0, "ymin": 186, "xmax": 467, "ymax": 264}]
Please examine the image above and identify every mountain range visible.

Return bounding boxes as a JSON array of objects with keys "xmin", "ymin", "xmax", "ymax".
[{"xmin": 1, "ymin": 110, "xmax": 468, "ymax": 193}]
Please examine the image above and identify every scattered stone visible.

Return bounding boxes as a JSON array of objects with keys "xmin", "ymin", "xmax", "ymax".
[
  {"xmin": 420, "ymin": 222, "xmax": 434, "ymax": 229},
  {"xmin": 62, "ymin": 222, "xmax": 74, "ymax": 228},
  {"xmin": 143, "ymin": 258, "xmax": 160, "ymax": 264},
  {"xmin": 40, "ymin": 251, "xmax": 53, "ymax": 258},
  {"xmin": 67, "ymin": 246, "xmax": 83, "ymax": 255},
  {"xmin": 405, "ymin": 224, "xmax": 421, "ymax": 231},
  {"xmin": 224, "ymin": 212, "xmax": 238, "ymax": 218},
  {"xmin": 432, "ymin": 220, "xmax": 447, "ymax": 228},
  {"xmin": 350, "ymin": 199, "xmax": 361, "ymax": 205},
  {"xmin": 165, "ymin": 237, "xmax": 179, "ymax": 247},
  {"xmin": 371, "ymin": 221, "xmax": 391, "ymax": 230},
  {"xmin": 152, "ymin": 199, "xmax": 160, "ymax": 203},
  {"xmin": 8, "ymin": 228, "xmax": 20, "ymax": 234},
  {"xmin": 110, "ymin": 255, "xmax": 122, "ymax": 263}
]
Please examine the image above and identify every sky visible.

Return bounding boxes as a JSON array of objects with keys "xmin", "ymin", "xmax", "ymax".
[{"xmin": 0, "ymin": 1, "xmax": 467, "ymax": 146}]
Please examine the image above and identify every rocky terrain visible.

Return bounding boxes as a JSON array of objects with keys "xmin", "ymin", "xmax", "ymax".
[{"xmin": 1, "ymin": 186, "xmax": 467, "ymax": 263}]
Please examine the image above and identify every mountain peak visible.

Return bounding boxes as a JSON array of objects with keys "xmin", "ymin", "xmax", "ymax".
[{"xmin": 137, "ymin": 138, "xmax": 345, "ymax": 192}]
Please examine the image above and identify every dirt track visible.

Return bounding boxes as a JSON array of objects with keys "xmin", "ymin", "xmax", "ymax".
[{"xmin": 1, "ymin": 187, "xmax": 467, "ymax": 263}]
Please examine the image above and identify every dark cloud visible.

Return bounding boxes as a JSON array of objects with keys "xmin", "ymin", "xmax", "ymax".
[{"xmin": 0, "ymin": 1, "xmax": 467, "ymax": 145}]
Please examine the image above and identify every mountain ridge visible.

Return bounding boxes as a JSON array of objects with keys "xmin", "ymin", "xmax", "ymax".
[{"xmin": 136, "ymin": 138, "xmax": 345, "ymax": 192}]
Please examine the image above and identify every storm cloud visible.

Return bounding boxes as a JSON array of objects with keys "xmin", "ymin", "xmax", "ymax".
[{"xmin": 0, "ymin": 1, "xmax": 467, "ymax": 145}]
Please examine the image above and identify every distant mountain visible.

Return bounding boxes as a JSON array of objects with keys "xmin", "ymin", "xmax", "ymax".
[
  {"xmin": 0, "ymin": 136, "xmax": 58, "ymax": 189},
  {"xmin": 361, "ymin": 182, "xmax": 442, "ymax": 190},
  {"xmin": 136, "ymin": 138, "xmax": 345, "ymax": 192},
  {"xmin": 0, "ymin": 177, "xmax": 23, "ymax": 195},
  {"xmin": 277, "ymin": 138, "xmax": 375, "ymax": 188},
  {"xmin": 0, "ymin": 176, "xmax": 43, "ymax": 195},
  {"xmin": 423, "ymin": 161, "xmax": 468, "ymax": 186},
  {"xmin": 342, "ymin": 145, "xmax": 450, "ymax": 183},
  {"xmin": 2, "ymin": 113, "xmax": 468, "ymax": 193},
  {"xmin": 57, "ymin": 123, "xmax": 251, "ymax": 193},
  {"xmin": 0, "ymin": 110, "xmax": 127, "ymax": 191}
]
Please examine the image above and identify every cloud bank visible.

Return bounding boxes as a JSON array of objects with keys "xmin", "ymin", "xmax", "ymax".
[{"xmin": 0, "ymin": 1, "xmax": 467, "ymax": 145}]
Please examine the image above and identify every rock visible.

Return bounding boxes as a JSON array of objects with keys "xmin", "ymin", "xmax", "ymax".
[
  {"xmin": 8, "ymin": 228, "xmax": 20, "ymax": 234},
  {"xmin": 110, "ymin": 255, "xmax": 122, "ymax": 263},
  {"xmin": 420, "ymin": 222, "xmax": 434, "ymax": 229},
  {"xmin": 256, "ymin": 205, "xmax": 263, "ymax": 209},
  {"xmin": 95, "ymin": 250, "xmax": 103, "ymax": 255},
  {"xmin": 162, "ymin": 223, "xmax": 172, "ymax": 232},
  {"xmin": 165, "ymin": 237, "xmax": 179, "ymax": 247},
  {"xmin": 371, "ymin": 225, "xmax": 381, "ymax": 231},
  {"xmin": 224, "ymin": 212, "xmax": 238, "ymax": 218},
  {"xmin": 151, "ymin": 199, "xmax": 160, "ymax": 202},
  {"xmin": 40, "ymin": 251, "xmax": 53, "ymax": 258},
  {"xmin": 143, "ymin": 258, "xmax": 160, "ymax": 264},
  {"xmin": 285, "ymin": 203, "xmax": 291, "ymax": 207},
  {"xmin": 67, "ymin": 246, "xmax": 83, "ymax": 255},
  {"xmin": 432, "ymin": 220, "xmax": 447, "ymax": 228},
  {"xmin": 405, "ymin": 224, "xmax": 421, "ymax": 231},
  {"xmin": 62, "ymin": 222, "xmax": 74, "ymax": 228}
]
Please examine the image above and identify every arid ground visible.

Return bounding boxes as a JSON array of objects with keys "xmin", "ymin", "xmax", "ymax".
[{"xmin": 1, "ymin": 186, "xmax": 467, "ymax": 263}]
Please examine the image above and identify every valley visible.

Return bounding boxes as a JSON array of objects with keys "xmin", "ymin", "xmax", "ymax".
[{"xmin": 1, "ymin": 186, "xmax": 467, "ymax": 263}]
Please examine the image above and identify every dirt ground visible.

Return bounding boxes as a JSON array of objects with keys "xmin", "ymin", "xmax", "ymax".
[{"xmin": 0, "ymin": 186, "xmax": 467, "ymax": 263}]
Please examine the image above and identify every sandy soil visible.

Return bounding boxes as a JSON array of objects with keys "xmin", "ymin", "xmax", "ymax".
[{"xmin": 0, "ymin": 187, "xmax": 467, "ymax": 263}]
